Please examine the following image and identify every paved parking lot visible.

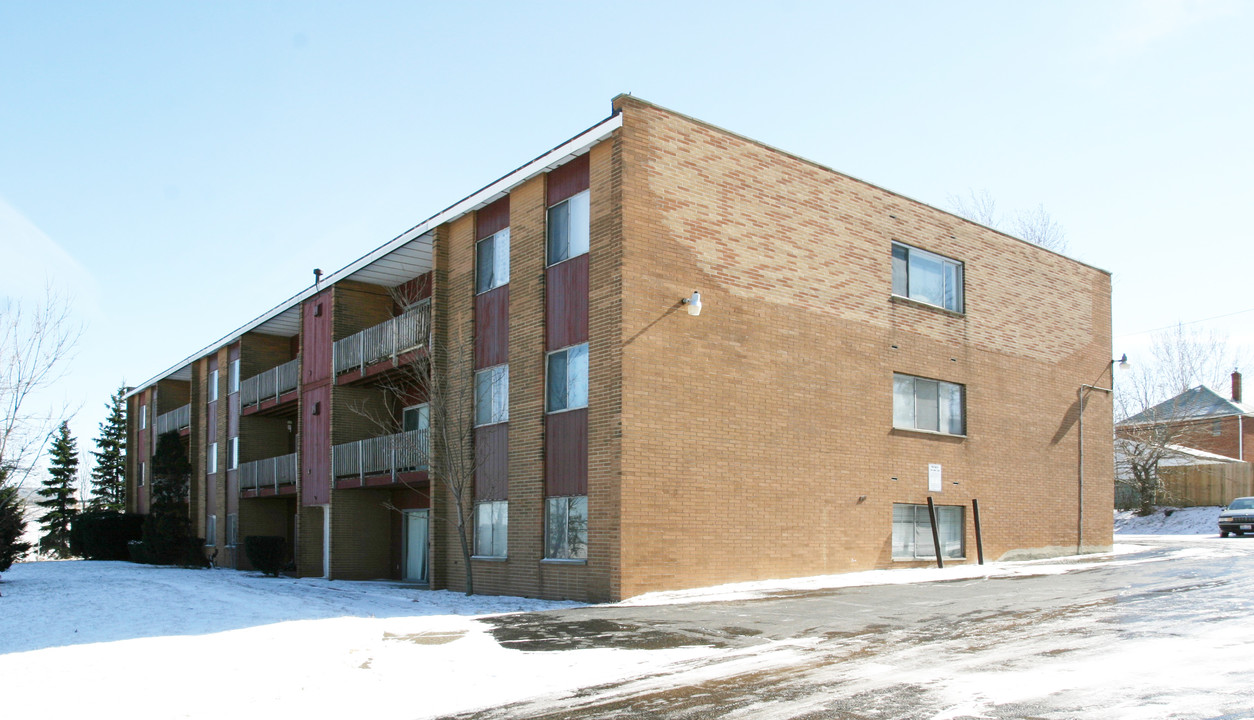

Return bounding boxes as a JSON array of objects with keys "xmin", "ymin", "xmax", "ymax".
[{"xmin": 459, "ymin": 536, "xmax": 1254, "ymax": 719}]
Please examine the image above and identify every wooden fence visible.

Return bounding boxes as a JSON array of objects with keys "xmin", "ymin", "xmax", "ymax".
[{"xmin": 1118, "ymin": 462, "xmax": 1254, "ymax": 508}]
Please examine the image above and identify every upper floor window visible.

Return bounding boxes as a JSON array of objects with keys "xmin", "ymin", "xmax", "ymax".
[
  {"xmin": 476, "ymin": 228, "xmax": 510, "ymax": 294},
  {"xmin": 546, "ymin": 344, "xmax": 588, "ymax": 413},
  {"xmin": 228, "ymin": 436, "xmax": 239, "ymax": 470},
  {"xmin": 547, "ymin": 189, "xmax": 590, "ymax": 266},
  {"xmin": 474, "ymin": 365, "xmax": 509, "ymax": 426},
  {"xmin": 893, "ymin": 373, "xmax": 965, "ymax": 436},
  {"xmin": 229, "ymin": 359, "xmax": 240, "ymax": 394},
  {"xmin": 208, "ymin": 442, "xmax": 218, "ymax": 475},
  {"xmin": 892, "ymin": 242, "xmax": 964, "ymax": 313},
  {"xmin": 208, "ymin": 370, "xmax": 219, "ymax": 403},
  {"xmin": 139, "ymin": 405, "xmax": 148, "ymax": 429}
]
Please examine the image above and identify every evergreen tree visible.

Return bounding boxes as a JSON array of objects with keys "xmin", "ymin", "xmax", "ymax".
[
  {"xmin": 36, "ymin": 422, "xmax": 79, "ymax": 557},
  {"xmin": 90, "ymin": 384, "xmax": 128, "ymax": 512},
  {"xmin": 138, "ymin": 430, "xmax": 199, "ymax": 565},
  {"xmin": 1, "ymin": 467, "xmax": 33, "ymax": 574}
]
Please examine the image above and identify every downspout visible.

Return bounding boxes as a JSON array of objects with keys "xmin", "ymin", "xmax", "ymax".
[{"xmin": 1079, "ymin": 381, "xmax": 1114, "ymax": 554}]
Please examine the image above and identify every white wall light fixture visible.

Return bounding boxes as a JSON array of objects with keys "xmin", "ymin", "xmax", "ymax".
[{"xmin": 681, "ymin": 291, "xmax": 702, "ymax": 316}]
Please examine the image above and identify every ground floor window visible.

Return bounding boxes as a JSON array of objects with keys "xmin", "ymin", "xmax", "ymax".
[
  {"xmin": 474, "ymin": 501, "xmax": 508, "ymax": 558},
  {"xmin": 205, "ymin": 514, "xmax": 217, "ymax": 547},
  {"xmin": 226, "ymin": 513, "xmax": 238, "ymax": 548},
  {"xmin": 545, "ymin": 496, "xmax": 587, "ymax": 560},
  {"xmin": 892, "ymin": 503, "xmax": 964, "ymax": 559}
]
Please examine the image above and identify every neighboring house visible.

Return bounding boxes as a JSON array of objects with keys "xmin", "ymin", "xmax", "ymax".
[
  {"xmin": 125, "ymin": 96, "xmax": 1115, "ymax": 602},
  {"xmin": 1118, "ymin": 374, "xmax": 1253, "ymax": 462},
  {"xmin": 1115, "ymin": 373, "xmax": 1254, "ymax": 507}
]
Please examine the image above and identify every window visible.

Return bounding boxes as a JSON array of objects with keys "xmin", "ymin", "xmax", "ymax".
[
  {"xmin": 226, "ymin": 513, "xmax": 238, "ymax": 547},
  {"xmin": 476, "ymin": 228, "xmax": 510, "ymax": 293},
  {"xmin": 139, "ymin": 405, "xmax": 147, "ymax": 430},
  {"xmin": 546, "ymin": 189, "xmax": 590, "ymax": 266},
  {"xmin": 208, "ymin": 442, "xmax": 218, "ymax": 475},
  {"xmin": 206, "ymin": 515, "xmax": 217, "ymax": 547},
  {"xmin": 545, "ymin": 496, "xmax": 588, "ymax": 560},
  {"xmin": 474, "ymin": 501, "xmax": 508, "ymax": 558},
  {"xmin": 892, "ymin": 242, "xmax": 964, "ymax": 313},
  {"xmin": 546, "ymin": 344, "xmax": 588, "ymax": 413},
  {"xmin": 208, "ymin": 370, "xmax": 219, "ymax": 403},
  {"xmin": 229, "ymin": 359, "xmax": 240, "ymax": 394},
  {"xmin": 228, "ymin": 437, "xmax": 239, "ymax": 470},
  {"xmin": 892, "ymin": 503, "xmax": 964, "ymax": 560},
  {"xmin": 475, "ymin": 365, "xmax": 509, "ymax": 426},
  {"xmin": 893, "ymin": 374, "xmax": 965, "ymax": 435},
  {"xmin": 138, "ymin": 461, "xmax": 146, "ymax": 487}
]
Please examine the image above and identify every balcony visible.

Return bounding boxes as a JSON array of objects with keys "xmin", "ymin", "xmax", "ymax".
[
  {"xmin": 241, "ymin": 358, "xmax": 300, "ymax": 409},
  {"xmin": 333, "ymin": 305, "xmax": 430, "ymax": 377},
  {"xmin": 332, "ymin": 429, "xmax": 428, "ymax": 486},
  {"xmin": 155, "ymin": 404, "xmax": 191, "ymax": 435},
  {"xmin": 239, "ymin": 453, "xmax": 297, "ymax": 495}
]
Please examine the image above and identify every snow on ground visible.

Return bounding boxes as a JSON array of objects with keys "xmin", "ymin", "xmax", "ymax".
[
  {"xmin": 1114, "ymin": 505, "xmax": 1219, "ymax": 535},
  {"xmin": 0, "ymin": 541, "xmax": 1195, "ymax": 720}
]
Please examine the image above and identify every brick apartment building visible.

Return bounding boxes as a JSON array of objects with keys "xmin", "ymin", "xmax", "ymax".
[{"xmin": 124, "ymin": 96, "xmax": 1115, "ymax": 602}]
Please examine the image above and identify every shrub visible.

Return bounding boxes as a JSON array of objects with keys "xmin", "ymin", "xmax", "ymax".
[
  {"xmin": 70, "ymin": 511, "xmax": 144, "ymax": 560},
  {"xmin": 1, "ymin": 484, "xmax": 32, "ymax": 573},
  {"xmin": 244, "ymin": 536, "xmax": 286, "ymax": 577}
]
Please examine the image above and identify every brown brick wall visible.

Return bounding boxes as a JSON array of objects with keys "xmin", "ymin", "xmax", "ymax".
[
  {"xmin": 329, "ymin": 487, "xmax": 392, "ymax": 579},
  {"xmin": 241, "ymin": 332, "xmax": 294, "ymax": 380},
  {"xmin": 610, "ymin": 97, "xmax": 1113, "ymax": 598},
  {"xmin": 296, "ymin": 504, "xmax": 325, "ymax": 577},
  {"xmin": 334, "ymin": 281, "xmax": 394, "ymax": 341},
  {"xmin": 237, "ymin": 496, "xmax": 295, "ymax": 571}
]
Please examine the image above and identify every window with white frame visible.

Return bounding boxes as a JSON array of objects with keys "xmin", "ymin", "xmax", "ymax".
[
  {"xmin": 476, "ymin": 228, "xmax": 510, "ymax": 294},
  {"xmin": 208, "ymin": 442, "xmax": 218, "ymax": 474},
  {"xmin": 229, "ymin": 359, "xmax": 240, "ymax": 394},
  {"xmin": 226, "ymin": 513, "xmax": 238, "ymax": 547},
  {"xmin": 138, "ymin": 461, "xmax": 146, "ymax": 487},
  {"xmin": 893, "ymin": 374, "xmax": 965, "ymax": 435},
  {"xmin": 208, "ymin": 370, "xmax": 219, "ymax": 403},
  {"xmin": 546, "ymin": 344, "xmax": 588, "ymax": 413},
  {"xmin": 206, "ymin": 514, "xmax": 217, "ymax": 547},
  {"xmin": 891, "ymin": 242, "xmax": 964, "ymax": 313},
  {"xmin": 140, "ymin": 404, "xmax": 147, "ymax": 429},
  {"xmin": 546, "ymin": 189, "xmax": 590, "ymax": 266},
  {"xmin": 474, "ymin": 501, "xmax": 508, "ymax": 558},
  {"xmin": 545, "ymin": 495, "xmax": 588, "ymax": 560},
  {"xmin": 474, "ymin": 365, "xmax": 509, "ymax": 426},
  {"xmin": 892, "ymin": 503, "xmax": 964, "ymax": 560},
  {"xmin": 228, "ymin": 436, "xmax": 239, "ymax": 470}
]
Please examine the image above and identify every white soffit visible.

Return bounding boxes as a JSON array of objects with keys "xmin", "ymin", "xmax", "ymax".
[{"xmin": 125, "ymin": 111, "xmax": 623, "ymax": 399}]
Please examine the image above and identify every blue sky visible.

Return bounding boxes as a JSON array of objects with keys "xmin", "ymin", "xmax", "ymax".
[{"xmin": 2, "ymin": 0, "xmax": 1251, "ymax": 472}]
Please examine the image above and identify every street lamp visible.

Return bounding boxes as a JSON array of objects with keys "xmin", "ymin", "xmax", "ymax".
[{"xmin": 1077, "ymin": 355, "xmax": 1130, "ymax": 553}]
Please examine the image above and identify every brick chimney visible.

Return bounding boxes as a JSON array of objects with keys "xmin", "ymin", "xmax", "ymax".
[{"xmin": 1233, "ymin": 371, "xmax": 1243, "ymax": 403}]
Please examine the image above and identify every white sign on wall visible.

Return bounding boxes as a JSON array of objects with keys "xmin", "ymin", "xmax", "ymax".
[{"xmin": 928, "ymin": 463, "xmax": 942, "ymax": 492}]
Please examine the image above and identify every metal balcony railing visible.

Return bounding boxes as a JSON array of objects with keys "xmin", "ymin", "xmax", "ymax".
[
  {"xmin": 155, "ymin": 404, "xmax": 191, "ymax": 435},
  {"xmin": 239, "ymin": 452, "xmax": 298, "ymax": 493},
  {"xmin": 332, "ymin": 429, "xmax": 428, "ymax": 482},
  {"xmin": 240, "ymin": 358, "xmax": 300, "ymax": 407},
  {"xmin": 333, "ymin": 305, "xmax": 430, "ymax": 376}
]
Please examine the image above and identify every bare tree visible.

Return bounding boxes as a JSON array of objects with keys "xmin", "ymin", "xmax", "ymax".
[
  {"xmin": 947, "ymin": 189, "xmax": 1069, "ymax": 254},
  {"xmin": 347, "ymin": 288, "xmax": 493, "ymax": 595},
  {"xmin": 1114, "ymin": 324, "xmax": 1248, "ymax": 514},
  {"xmin": 0, "ymin": 288, "xmax": 82, "ymax": 492}
]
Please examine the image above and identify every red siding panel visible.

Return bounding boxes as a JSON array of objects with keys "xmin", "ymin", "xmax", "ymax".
[
  {"xmin": 475, "ymin": 423, "xmax": 509, "ymax": 501},
  {"xmin": 393, "ymin": 272, "xmax": 433, "ymax": 308},
  {"xmin": 302, "ymin": 290, "xmax": 332, "ymax": 386},
  {"xmin": 546, "ymin": 253, "xmax": 589, "ymax": 351},
  {"xmin": 545, "ymin": 408, "xmax": 587, "ymax": 496},
  {"xmin": 300, "ymin": 383, "xmax": 331, "ymax": 506},
  {"xmin": 547, "ymin": 154, "xmax": 590, "ymax": 206},
  {"xmin": 477, "ymin": 196, "xmax": 510, "ymax": 239},
  {"xmin": 475, "ymin": 285, "xmax": 509, "ymax": 369}
]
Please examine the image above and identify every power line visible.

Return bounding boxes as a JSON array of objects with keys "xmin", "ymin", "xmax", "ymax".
[{"xmin": 1116, "ymin": 306, "xmax": 1254, "ymax": 340}]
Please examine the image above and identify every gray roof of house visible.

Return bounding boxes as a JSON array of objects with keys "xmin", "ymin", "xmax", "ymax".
[{"xmin": 1119, "ymin": 385, "xmax": 1254, "ymax": 426}]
